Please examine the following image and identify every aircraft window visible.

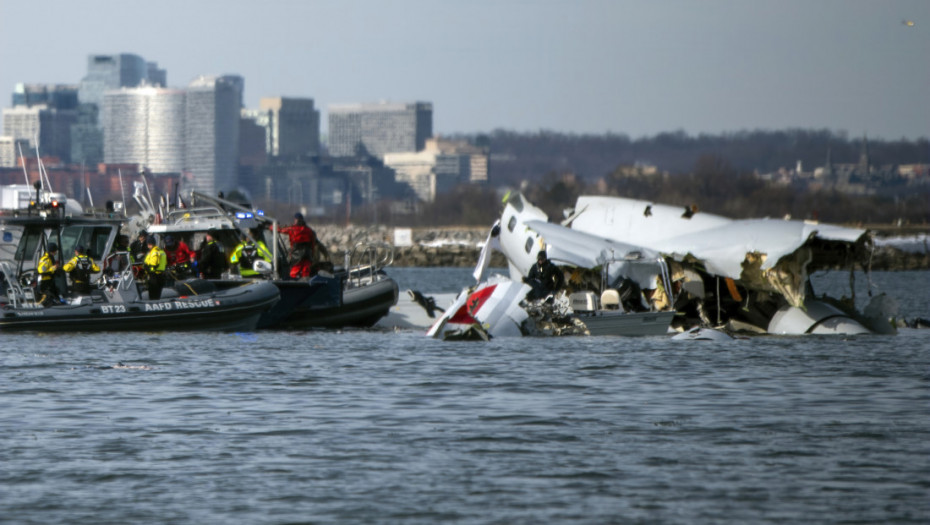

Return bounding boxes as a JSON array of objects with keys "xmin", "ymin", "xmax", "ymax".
[
  {"xmin": 507, "ymin": 216, "xmax": 516, "ymax": 232},
  {"xmin": 524, "ymin": 237, "xmax": 534, "ymax": 254}
]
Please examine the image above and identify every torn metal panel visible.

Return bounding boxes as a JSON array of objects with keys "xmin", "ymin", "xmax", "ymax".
[{"xmin": 569, "ymin": 196, "xmax": 871, "ymax": 307}]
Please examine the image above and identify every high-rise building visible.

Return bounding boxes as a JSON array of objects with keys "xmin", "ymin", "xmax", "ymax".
[
  {"xmin": 185, "ymin": 75, "xmax": 243, "ymax": 195},
  {"xmin": 0, "ymin": 136, "xmax": 30, "ymax": 167},
  {"xmin": 78, "ymin": 54, "xmax": 164, "ymax": 106},
  {"xmin": 12, "ymin": 83, "xmax": 79, "ymax": 110},
  {"xmin": 70, "ymin": 104, "xmax": 103, "ymax": 167},
  {"xmin": 1, "ymin": 105, "xmax": 76, "ymax": 163},
  {"xmin": 258, "ymin": 97, "xmax": 320, "ymax": 159},
  {"xmin": 102, "ymin": 87, "xmax": 187, "ymax": 174},
  {"xmin": 327, "ymin": 101, "xmax": 432, "ymax": 158},
  {"xmin": 3, "ymin": 83, "xmax": 79, "ymax": 163},
  {"xmin": 73, "ymin": 54, "xmax": 166, "ymax": 166}
]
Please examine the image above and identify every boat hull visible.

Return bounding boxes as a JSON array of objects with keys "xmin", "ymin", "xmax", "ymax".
[
  {"xmin": 261, "ymin": 276, "xmax": 399, "ymax": 330},
  {"xmin": 574, "ymin": 310, "xmax": 676, "ymax": 336},
  {"xmin": 0, "ymin": 281, "xmax": 280, "ymax": 332}
]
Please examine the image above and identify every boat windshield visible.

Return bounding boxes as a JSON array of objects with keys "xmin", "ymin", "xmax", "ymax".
[
  {"xmin": 59, "ymin": 225, "xmax": 114, "ymax": 260},
  {"xmin": 14, "ymin": 224, "xmax": 115, "ymax": 264}
]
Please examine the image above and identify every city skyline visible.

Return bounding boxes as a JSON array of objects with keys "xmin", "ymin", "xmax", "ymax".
[{"xmin": 0, "ymin": 0, "xmax": 928, "ymax": 141}]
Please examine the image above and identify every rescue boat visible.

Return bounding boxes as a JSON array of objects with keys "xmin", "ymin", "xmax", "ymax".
[{"xmin": 0, "ymin": 204, "xmax": 280, "ymax": 332}]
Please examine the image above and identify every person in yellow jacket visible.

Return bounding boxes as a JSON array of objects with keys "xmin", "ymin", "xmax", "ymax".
[
  {"xmin": 143, "ymin": 236, "xmax": 168, "ymax": 299},
  {"xmin": 229, "ymin": 237, "xmax": 273, "ymax": 278},
  {"xmin": 63, "ymin": 245, "xmax": 101, "ymax": 295},
  {"xmin": 37, "ymin": 242, "xmax": 63, "ymax": 306}
]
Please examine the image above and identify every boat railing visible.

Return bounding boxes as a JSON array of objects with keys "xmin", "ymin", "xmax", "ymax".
[
  {"xmin": 100, "ymin": 252, "xmax": 137, "ymax": 291},
  {"xmin": 164, "ymin": 206, "xmax": 233, "ymax": 225},
  {"xmin": 343, "ymin": 242, "xmax": 394, "ymax": 288},
  {"xmin": 0, "ymin": 260, "xmax": 40, "ymax": 309}
]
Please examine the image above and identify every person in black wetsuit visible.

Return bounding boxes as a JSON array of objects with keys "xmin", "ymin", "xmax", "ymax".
[{"xmin": 523, "ymin": 250, "xmax": 564, "ymax": 300}]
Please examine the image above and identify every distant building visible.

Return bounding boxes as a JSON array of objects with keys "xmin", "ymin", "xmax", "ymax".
[
  {"xmin": 424, "ymin": 137, "xmax": 489, "ymax": 184},
  {"xmin": 78, "ymin": 54, "xmax": 165, "ymax": 107},
  {"xmin": 0, "ymin": 136, "xmax": 30, "ymax": 168},
  {"xmin": 11, "ymin": 83, "xmax": 79, "ymax": 110},
  {"xmin": 238, "ymin": 114, "xmax": 268, "ymax": 168},
  {"xmin": 185, "ymin": 75, "xmax": 243, "ymax": 196},
  {"xmin": 259, "ymin": 97, "xmax": 321, "ymax": 159},
  {"xmin": 1, "ymin": 105, "xmax": 76, "ymax": 163},
  {"xmin": 382, "ymin": 138, "xmax": 490, "ymax": 202},
  {"xmin": 327, "ymin": 101, "xmax": 432, "ymax": 158},
  {"xmin": 102, "ymin": 87, "xmax": 187, "ymax": 174},
  {"xmin": 73, "ymin": 54, "xmax": 166, "ymax": 166},
  {"xmin": 2, "ymin": 83, "xmax": 80, "ymax": 163},
  {"xmin": 382, "ymin": 151, "xmax": 437, "ymax": 202},
  {"xmin": 70, "ymin": 104, "xmax": 103, "ymax": 167}
]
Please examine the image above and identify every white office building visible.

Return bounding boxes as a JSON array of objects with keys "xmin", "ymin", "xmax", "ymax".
[{"xmin": 102, "ymin": 87, "xmax": 187, "ymax": 174}]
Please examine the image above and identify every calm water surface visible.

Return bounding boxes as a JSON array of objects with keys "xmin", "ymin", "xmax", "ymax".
[{"xmin": 1, "ymin": 269, "xmax": 928, "ymax": 524}]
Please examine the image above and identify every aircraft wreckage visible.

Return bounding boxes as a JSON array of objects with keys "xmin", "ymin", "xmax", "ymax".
[{"xmin": 427, "ymin": 193, "xmax": 896, "ymax": 340}]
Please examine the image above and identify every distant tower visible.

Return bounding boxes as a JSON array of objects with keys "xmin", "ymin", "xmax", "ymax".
[
  {"xmin": 824, "ymin": 146, "xmax": 833, "ymax": 179},
  {"xmin": 102, "ymin": 86, "xmax": 187, "ymax": 174},
  {"xmin": 74, "ymin": 54, "xmax": 166, "ymax": 165},
  {"xmin": 259, "ymin": 97, "xmax": 320, "ymax": 159},
  {"xmin": 80, "ymin": 54, "xmax": 148, "ymax": 106},
  {"xmin": 858, "ymin": 135, "xmax": 870, "ymax": 178},
  {"xmin": 327, "ymin": 101, "xmax": 432, "ymax": 158},
  {"xmin": 185, "ymin": 75, "xmax": 243, "ymax": 196},
  {"xmin": 3, "ymin": 83, "xmax": 79, "ymax": 162}
]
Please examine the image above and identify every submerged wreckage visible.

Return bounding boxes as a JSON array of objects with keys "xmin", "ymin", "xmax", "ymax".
[{"xmin": 427, "ymin": 193, "xmax": 896, "ymax": 340}]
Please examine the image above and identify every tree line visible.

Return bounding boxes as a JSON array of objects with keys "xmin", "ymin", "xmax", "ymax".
[{"xmin": 383, "ymin": 129, "xmax": 929, "ymax": 227}]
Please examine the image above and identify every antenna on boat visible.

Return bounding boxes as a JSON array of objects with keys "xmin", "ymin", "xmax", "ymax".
[
  {"xmin": 139, "ymin": 170, "xmax": 161, "ymax": 223},
  {"xmin": 33, "ymin": 134, "xmax": 53, "ymax": 195},
  {"xmin": 118, "ymin": 169, "xmax": 127, "ymax": 216},
  {"xmin": 17, "ymin": 142, "xmax": 29, "ymax": 186}
]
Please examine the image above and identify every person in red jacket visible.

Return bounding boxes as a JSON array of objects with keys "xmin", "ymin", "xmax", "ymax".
[
  {"xmin": 279, "ymin": 213, "xmax": 316, "ymax": 278},
  {"xmin": 164, "ymin": 234, "xmax": 195, "ymax": 278}
]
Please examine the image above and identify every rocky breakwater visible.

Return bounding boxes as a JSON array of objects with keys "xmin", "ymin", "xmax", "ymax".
[{"xmin": 313, "ymin": 225, "xmax": 507, "ymax": 268}]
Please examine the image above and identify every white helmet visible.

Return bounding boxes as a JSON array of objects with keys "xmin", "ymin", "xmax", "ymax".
[{"xmin": 253, "ymin": 260, "xmax": 273, "ymax": 275}]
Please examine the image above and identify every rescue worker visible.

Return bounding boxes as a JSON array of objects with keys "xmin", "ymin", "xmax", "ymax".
[
  {"xmin": 164, "ymin": 234, "xmax": 195, "ymax": 279},
  {"xmin": 279, "ymin": 212, "xmax": 316, "ymax": 277},
  {"xmin": 63, "ymin": 245, "xmax": 101, "ymax": 295},
  {"xmin": 143, "ymin": 236, "xmax": 168, "ymax": 299},
  {"xmin": 197, "ymin": 230, "xmax": 226, "ymax": 279},
  {"xmin": 129, "ymin": 231, "xmax": 149, "ymax": 262},
  {"xmin": 230, "ymin": 237, "xmax": 273, "ymax": 278},
  {"xmin": 37, "ymin": 242, "xmax": 63, "ymax": 306},
  {"xmin": 523, "ymin": 250, "xmax": 564, "ymax": 300}
]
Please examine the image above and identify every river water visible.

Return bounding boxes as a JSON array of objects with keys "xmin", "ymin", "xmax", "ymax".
[{"xmin": 1, "ymin": 269, "xmax": 928, "ymax": 524}]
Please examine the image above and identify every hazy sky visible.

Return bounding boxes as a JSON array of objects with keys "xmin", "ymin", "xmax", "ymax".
[{"xmin": 1, "ymin": 0, "xmax": 927, "ymax": 140}]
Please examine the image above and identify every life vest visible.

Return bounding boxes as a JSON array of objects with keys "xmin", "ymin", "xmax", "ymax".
[
  {"xmin": 38, "ymin": 253, "xmax": 58, "ymax": 281},
  {"xmin": 231, "ymin": 241, "xmax": 272, "ymax": 277},
  {"xmin": 144, "ymin": 246, "xmax": 167, "ymax": 273},
  {"xmin": 64, "ymin": 254, "xmax": 99, "ymax": 283}
]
